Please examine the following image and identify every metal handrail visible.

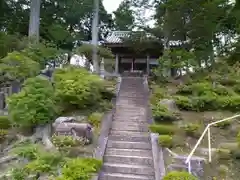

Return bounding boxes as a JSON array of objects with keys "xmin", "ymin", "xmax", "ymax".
[{"xmin": 185, "ymin": 114, "xmax": 240, "ymax": 173}]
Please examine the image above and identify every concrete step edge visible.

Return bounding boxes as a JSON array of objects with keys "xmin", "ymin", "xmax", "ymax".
[{"xmin": 100, "ymin": 172, "xmax": 154, "ymax": 180}]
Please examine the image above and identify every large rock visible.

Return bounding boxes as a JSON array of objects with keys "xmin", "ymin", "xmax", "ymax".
[
  {"xmin": 54, "ymin": 122, "xmax": 93, "ymax": 143},
  {"xmin": 52, "ymin": 116, "xmax": 77, "ymax": 127},
  {"xmin": 159, "ymin": 99, "xmax": 179, "ymax": 112}
]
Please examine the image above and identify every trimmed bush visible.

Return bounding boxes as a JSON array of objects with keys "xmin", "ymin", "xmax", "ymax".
[
  {"xmin": 0, "ymin": 116, "xmax": 11, "ymax": 129},
  {"xmin": 216, "ymin": 148, "xmax": 231, "ymax": 160},
  {"xmin": 88, "ymin": 112, "xmax": 103, "ymax": 128},
  {"xmin": 183, "ymin": 123, "xmax": 200, "ymax": 137},
  {"xmin": 151, "ymin": 104, "xmax": 179, "ymax": 122},
  {"xmin": 150, "ymin": 86, "xmax": 166, "ymax": 105},
  {"xmin": 51, "ymin": 134, "xmax": 85, "ymax": 150},
  {"xmin": 158, "ymin": 135, "xmax": 173, "ymax": 148},
  {"xmin": 56, "ymin": 158, "xmax": 102, "ymax": 180},
  {"xmin": 53, "ymin": 67, "xmax": 112, "ymax": 110},
  {"xmin": 149, "ymin": 124, "xmax": 176, "ymax": 135},
  {"xmin": 163, "ymin": 171, "xmax": 197, "ymax": 180},
  {"xmin": 214, "ymin": 120, "xmax": 231, "ymax": 128},
  {"xmin": 7, "ymin": 76, "xmax": 57, "ymax": 128},
  {"xmin": 174, "ymin": 80, "xmax": 240, "ymax": 112}
]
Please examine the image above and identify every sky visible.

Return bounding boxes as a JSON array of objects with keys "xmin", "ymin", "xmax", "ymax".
[
  {"xmin": 103, "ymin": 0, "xmax": 155, "ymax": 27},
  {"xmin": 103, "ymin": 0, "xmax": 123, "ymax": 13}
]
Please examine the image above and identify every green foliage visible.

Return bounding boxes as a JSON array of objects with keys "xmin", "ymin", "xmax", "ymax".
[
  {"xmin": 0, "ymin": 51, "xmax": 40, "ymax": 82},
  {"xmin": 149, "ymin": 124, "xmax": 176, "ymax": 135},
  {"xmin": 88, "ymin": 112, "xmax": 103, "ymax": 128},
  {"xmin": 216, "ymin": 148, "xmax": 231, "ymax": 160},
  {"xmin": 113, "ymin": 0, "xmax": 135, "ymax": 30},
  {"xmin": 56, "ymin": 158, "xmax": 102, "ymax": 180},
  {"xmin": 214, "ymin": 120, "xmax": 231, "ymax": 128},
  {"xmin": 24, "ymin": 151, "xmax": 64, "ymax": 174},
  {"xmin": 51, "ymin": 134, "xmax": 87, "ymax": 152},
  {"xmin": 75, "ymin": 44, "xmax": 114, "ymax": 65},
  {"xmin": 183, "ymin": 123, "xmax": 200, "ymax": 137},
  {"xmin": 13, "ymin": 143, "xmax": 39, "ymax": 160},
  {"xmin": 163, "ymin": 171, "xmax": 198, "ymax": 180},
  {"xmin": 7, "ymin": 76, "xmax": 57, "ymax": 128},
  {"xmin": 0, "ymin": 129, "xmax": 8, "ymax": 142},
  {"xmin": 151, "ymin": 104, "xmax": 179, "ymax": 122},
  {"xmin": 53, "ymin": 66, "xmax": 110, "ymax": 110},
  {"xmin": 10, "ymin": 168, "xmax": 27, "ymax": 180},
  {"xmin": 177, "ymin": 82, "xmax": 235, "ymax": 96},
  {"xmin": 157, "ymin": 49, "xmax": 197, "ymax": 78},
  {"xmin": 21, "ymin": 42, "xmax": 61, "ymax": 68},
  {"xmin": 174, "ymin": 80, "xmax": 240, "ymax": 111},
  {"xmin": 158, "ymin": 135, "xmax": 173, "ymax": 148},
  {"xmin": 0, "ymin": 116, "xmax": 11, "ymax": 129},
  {"xmin": 150, "ymin": 86, "xmax": 166, "ymax": 105}
]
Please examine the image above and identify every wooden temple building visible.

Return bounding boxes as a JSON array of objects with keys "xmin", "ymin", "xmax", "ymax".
[{"xmin": 102, "ymin": 31, "xmax": 185, "ymax": 75}]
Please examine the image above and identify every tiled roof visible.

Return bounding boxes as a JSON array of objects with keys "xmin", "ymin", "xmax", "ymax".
[{"xmin": 104, "ymin": 31, "xmax": 187, "ymax": 47}]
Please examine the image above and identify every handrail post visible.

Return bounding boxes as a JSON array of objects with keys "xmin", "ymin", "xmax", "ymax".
[
  {"xmin": 208, "ymin": 127, "xmax": 212, "ymax": 162},
  {"xmin": 188, "ymin": 161, "xmax": 191, "ymax": 173}
]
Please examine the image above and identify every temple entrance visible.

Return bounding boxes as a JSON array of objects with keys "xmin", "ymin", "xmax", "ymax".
[{"xmin": 119, "ymin": 58, "xmax": 147, "ymax": 73}]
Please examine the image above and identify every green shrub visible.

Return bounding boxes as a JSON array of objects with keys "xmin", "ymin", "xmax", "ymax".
[
  {"xmin": 174, "ymin": 96, "xmax": 193, "ymax": 110},
  {"xmin": 177, "ymin": 82, "xmax": 235, "ymax": 96},
  {"xmin": 13, "ymin": 143, "xmax": 39, "ymax": 160},
  {"xmin": 158, "ymin": 135, "xmax": 173, "ymax": 148},
  {"xmin": 0, "ymin": 129, "xmax": 8, "ymax": 142},
  {"xmin": 163, "ymin": 171, "xmax": 197, "ymax": 180},
  {"xmin": 7, "ymin": 76, "xmax": 57, "ymax": 128},
  {"xmin": 0, "ymin": 116, "xmax": 11, "ymax": 129},
  {"xmin": 150, "ymin": 87, "xmax": 166, "ymax": 105},
  {"xmin": 216, "ymin": 148, "xmax": 231, "ymax": 160},
  {"xmin": 56, "ymin": 158, "xmax": 102, "ymax": 180},
  {"xmin": 183, "ymin": 123, "xmax": 200, "ymax": 137},
  {"xmin": 152, "ymin": 104, "xmax": 179, "ymax": 122},
  {"xmin": 88, "ymin": 112, "xmax": 103, "ymax": 128},
  {"xmin": 53, "ymin": 67, "xmax": 110, "ymax": 110},
  {"xmin": 214, "ymin": 120, "xmax": 231, "ymax": 128},
  {"xmin": 175, "ymin": 94, "xmax": 240, "ymax": 112},
  {"xmin": 174, "ymin": 79, "xmax": 240, "ymax": 112},
  {"xmin": 51, "ymin": 134, "xmax": 86, "ymax": 150},
  {"xmin": 24, "ymin": 150, "xmax": 64, "ymax": 174},
  {"xmin": 149, "ymin": 124, "xmax": 176, "ymax": 135},
  {"xmin": 10, "ymin": 168, "xmax": 27, "ymax": 180}
]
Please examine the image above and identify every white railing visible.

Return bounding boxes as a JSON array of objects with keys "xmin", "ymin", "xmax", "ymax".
[{"xmin": 185, "ymin": 114, "xmax": 240, "ymax": 173}]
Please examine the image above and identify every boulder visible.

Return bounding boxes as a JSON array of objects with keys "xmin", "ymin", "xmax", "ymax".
[
  {"xmin": 52, "ymin": 116, "xmax": 76, "ymax": 127},
  {"xmin": 159, "ymin": 99, "xmax": 179, "ymax": 112},
  {"xmin": 54, "ymin": 122, "xmax": 93, "ymax": 144}
]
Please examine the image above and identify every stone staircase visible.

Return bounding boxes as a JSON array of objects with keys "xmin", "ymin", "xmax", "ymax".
[{"xmin": 99, "ymin": 76, "xmax": 155, "ymax": 180}]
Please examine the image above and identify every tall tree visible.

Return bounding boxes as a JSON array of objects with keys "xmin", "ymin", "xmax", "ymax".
[
  {"xmin": 113, "ymin": 0, "xmax": 135, "ymax": 30},
  {"xmin": 29, "ymin": 0, "xmax": 41, "ymax": 43}
]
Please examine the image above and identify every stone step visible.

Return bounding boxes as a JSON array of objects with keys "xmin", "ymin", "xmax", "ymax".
[
  {"xmin": 105, "ymin": 148, "xmax": 153, "ymax": 157},
  {"xmin": 113, "ymin": 117, "xmax": 147, "ymax": 122},
  {"xmin": 111, "ymin": 124, "xmax": 149, "ymax": 132},
  {"xmin": 108, "ymin": 134, "xmax": 150, "ymax": 142},
  {"xmin": 109, "ymin": 130, "xmax": 149, "ymax": 136},
  {"xmin": 99, "ymin": 172, "xmax": 155, "ymax": 180},
  {"xmin": 114, "ymin": 111, "xmax": 146, "ymax": 116},
  {"xmin": 107, "ymin": 141, "xmax": 151, "ymax": 150},
  {"xmin": 112, "ymin": 121, "xmax": 148, "ymax": 127},
  {"xmin": 104, "ymin": 155, "xmax": 153, "ymax": 166},
  {"xmin": 102, "ymin": 163, "xmax": 155, "ymax": 176}
]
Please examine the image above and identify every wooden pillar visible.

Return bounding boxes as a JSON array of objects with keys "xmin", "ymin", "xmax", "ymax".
[
  {"xmin": 131, "ymin": 58, "xmax": 134, "ymax": 72},
  {"xmin": 115, "ymin": 54, "xmax": 119, "ymax": 74},
  {"xmin": 146, "ymin": 55, "xmax": 150, "ymax": 75}
]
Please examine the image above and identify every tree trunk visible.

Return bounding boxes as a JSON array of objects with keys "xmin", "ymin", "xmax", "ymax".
[{"xmin": 28, "ymin": 0, "xmax": 41, "ymax": 43}]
